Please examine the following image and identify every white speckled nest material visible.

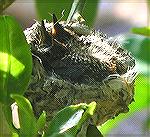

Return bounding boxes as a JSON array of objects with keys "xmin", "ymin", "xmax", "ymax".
[{"xmin": 24, "ymin": 15, "xmax": 137, "ymax": 125}]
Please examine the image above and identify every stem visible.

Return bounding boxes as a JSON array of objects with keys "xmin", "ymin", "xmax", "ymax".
[
  {"xmin": 0, "ymin": 0, "xmax": 16, "ymax": 14},
  {"xmin": 67, "ymin": 0, "xmax": 86, "ymax": 23}
]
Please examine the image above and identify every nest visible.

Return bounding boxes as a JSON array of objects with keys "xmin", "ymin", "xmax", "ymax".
[{"xmin": 24, "ymin": 14, "xmax": 137, "ymax": 125}]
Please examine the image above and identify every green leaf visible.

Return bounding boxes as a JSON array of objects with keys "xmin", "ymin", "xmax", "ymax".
[
  {"xmin": 37, "ymin": 111, "xmax": 46, "ymax": 132},
  {"xmin": 11, "ymin": 94, "xmax": 37, "ymax": 137},
  {"xmin": 86, "ymin": 124, "xmax": 103, "ymax": 137},
  {"xmin": 0, "ymin": 103, "xmax": 11, "ymax": 137},
  {"xmin": 0, "ymin": 15, "xmax": 32, "ymax": 104},
  {"xmin": 44, "ymin": 102, "xmax": 96, "ymax": 137},
  {"xmin": 35, "ymin": 0, "xmax": 99, "ymax": 27},
  {"xmin": 76, "ymin": 101, "xmax": 96, "ymax": 129},
  {"xmin": 131, "ymin": 27, "xmax": 150, "ymax": 37},
  {"xmin": 46, "ymin": 133, "xmax": 74, "ymax": 137}
]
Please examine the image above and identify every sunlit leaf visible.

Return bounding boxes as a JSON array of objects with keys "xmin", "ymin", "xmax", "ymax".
[
  {"xmin": 44, "ymin": 102, "xmax": 96, "ymax": 137},
  {"xmin": 0, "ymin": 16, "xmax": 32, "ymax": 104},
  {"xmin": 37, "ymin": 111, "xmax": 46, "ymax": 133},
  {"xmin": 131, "ymin": 27, "xmax": 150, "ymax": 37}
]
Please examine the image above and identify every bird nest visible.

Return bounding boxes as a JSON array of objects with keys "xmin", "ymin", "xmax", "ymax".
[{"xmin": 24, "ymin": 14, "xmax": 137, "ymax": 125}]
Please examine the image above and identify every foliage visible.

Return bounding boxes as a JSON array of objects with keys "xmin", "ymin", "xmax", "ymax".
[
  {"xmin": 0, "ymin": 16, "xmax": 32, "ymax": 105},
  {"xmin": 44, "ymin": 102, "xmax": 96, "ymax": 137},
  {"xmin": 0, "ymin": 15, "xmax": 32, "ymax": 136},
  {"xmin": 131, "ymin": 27, "xmax": 150, "ymax": 37}
]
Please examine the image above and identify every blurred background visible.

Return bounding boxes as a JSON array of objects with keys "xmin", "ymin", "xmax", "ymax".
[
  {"xmin": 3, "ymin": 0, "xmax": 147, "ymax": 33},
  {"xmin": 3, "ymin": 0, "xmax": 149, "ymax": 136}
]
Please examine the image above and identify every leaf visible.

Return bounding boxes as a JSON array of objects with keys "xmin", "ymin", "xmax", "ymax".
[
  {"xmin": 48, "ymin": 133, "xmax": 74, "ymax": 137},
  {"xmin": 86, "ymin": 124, "xmax": 103, "ymax": 137},
  {"xmin": 44, "ymin": 102, "xmax": 96, "ymax": 137},
  {"xmin": 44, "ymin": 104, "xmax": 86, "ymax": 137},
  {"xmin": 11, "ymin": 94, "xmax": 37, "ymax": 137},
  {"xmin": 0, "ymin": 103, "xmax": 11, "ymax": 137},
  {"xmin": 37, "ymin": 111, "xmax": 46, "ymax": 132},
  {"xmin": 131, "ymin": 27, "xmax": 150, "ymax": 37},
  {"xmin": 75, "ymin": 101, "xmax": 96, "ymax": 129},
  {"xmin": 35, "ymin": 0, "xmax": 99, "ymax": 27},
  {"xmin": 0, "ymin": 15, "xmax": 32, "ymax": 104}
]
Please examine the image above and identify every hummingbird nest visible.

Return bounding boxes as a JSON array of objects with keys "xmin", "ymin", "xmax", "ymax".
[{"xmin": 24, "ymin": 14, "xmax": 137, "ymax": 125}]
